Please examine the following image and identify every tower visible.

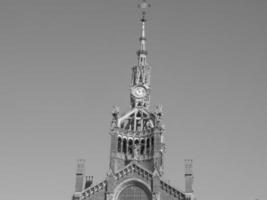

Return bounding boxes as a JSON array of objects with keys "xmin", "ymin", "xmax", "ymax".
[
  {"xmin": 109, "ymin": 0, "xmax": 164, "ymax": 177},
  {"xmin": 184, "ymin": 160, "xmax": 195, "ymax": 200},
  {"xmin": 73, "ymin": 159, "xmax": 85, "ymax": 200},
  {"xmin": 72, "ymin": 1, "xmax": 195, "ymax": 200}
]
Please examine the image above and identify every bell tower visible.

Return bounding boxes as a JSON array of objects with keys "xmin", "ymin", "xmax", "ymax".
[
  {"xmin": 72, "ymin": 2, "xmax": 195, "ymax": 200},
  {"xmin": 109, "ymin": 0, "xmax": 165, "ymax": 176}
]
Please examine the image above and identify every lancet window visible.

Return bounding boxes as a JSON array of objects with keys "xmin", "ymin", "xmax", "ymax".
[
  {"xmin": 118, "ymin": 137, "xmax": 122, "ymax": 152},
  {"xmin": 146, "ymin": 138, "xmax": 150, "ymax": 154},
  {"xmin": 128, "ymin": 139, "xmax": 133, "ymax": 155},
  {"xmin": 140, "ymin": 139, "xmax": 145, "ymax": 155},
  {"xmin": 151, "ymin": 137, "xmax": 154, "ymax": 152},
  {"xmin": 117, "ymin": 135, "xmax": 155, "ymax": 158},
  {"xmin": 123, "ymin": 138, "xmax": 127, "ymax": 154}
]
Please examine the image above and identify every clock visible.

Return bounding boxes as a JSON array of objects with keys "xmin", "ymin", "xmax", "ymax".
[{"xmin": 132, "ymin": 86, "xmax": 147, "ymax": 98}]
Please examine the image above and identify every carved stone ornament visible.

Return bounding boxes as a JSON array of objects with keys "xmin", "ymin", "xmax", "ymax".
[
  {"xmin": 112, "ymin": 106, "xmax": 120, "ymax": 118},
  {"xmin": 155, "ymin": 105, "xmax": 163, "ymax": 121},
  {"xmin": 107, "ymin": 167, "xmax": 113, "ymax": 177},
  {"xmin": 106, "ymin": 193, "xmax": 114, "ymax": 200},
  {"xmin": 152, "ymin": 192, "xmax": 160, "ymax": 200},
  {"xmin": 145, "ymin": 119, "xmax": 154, "ymax": 130},
  {"xmin": 111, "ymin": 106, "xmax": 120, "ymax": 130},
  {"xmin": 133, "ymin": 143, "xmax": 141, "ymax": 159}
]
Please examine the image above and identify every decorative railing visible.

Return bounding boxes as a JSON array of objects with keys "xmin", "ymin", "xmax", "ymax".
[
  {"xmin": 81, "ymin": 180, "xmax": 107, "ymax": 200},
  {"xmin": 117, "ymin": 128, "xmax": 154, "ymax": 137},
  {"xmin": 160, "ymin": 180, "xmax": 185, "ymax": 200},
  {"xmin": 114, "ymin": 163, "xmax": 153, "ymax": 183}
]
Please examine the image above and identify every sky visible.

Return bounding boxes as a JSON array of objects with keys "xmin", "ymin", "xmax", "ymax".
[{"xmin": 0, "ymin": 0, "xmax": 266, "ymax": 200}]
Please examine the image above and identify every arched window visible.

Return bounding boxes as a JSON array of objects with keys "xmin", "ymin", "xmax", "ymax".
[
  {"xmin": 118, "ymin": 185, "xmax": 151, "ymax": 200},
  {"xmin": 128, "ymin": 139, "xmax": 133, "ymax": 155},
  {"xmin": 151, "ymin": 137, "xmax": 154, "ymax": 152},
  {"xmin": 123, "ymin": 138, "xmax": 127, "ymax": 154},
  {"xmin": 146, "ymin": 138, "xmax": 150, "ymax": 154},
  {"xmin": 140, "ymin": 139, "xmax": 145, "ymax": 155},
  {"xmin": 118, "ymin": 137, "xmax": 122, "ymax": 152}
]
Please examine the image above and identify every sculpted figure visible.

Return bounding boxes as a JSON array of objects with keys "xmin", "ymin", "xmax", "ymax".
[
  {"xmin": 133, "ymin": 143, "xmax": 140, "ymax": 159},
  {"xmin": 112, "ymin": 106, "xmax": 119, "ymax": 118},
  {"xmin": 146, "ymin": 119, "xmax": 154, "ymax": 130},
  {"xmin": 111, "ymin": 106, "xmax": 119, "ymax": 130},
  {"xmin": 154, "ymin": 105, "xmax": 166, "ymax": 131},
  {"xmin": 155, "ymin": 105, "xmax": 163, "ymax": 121}
]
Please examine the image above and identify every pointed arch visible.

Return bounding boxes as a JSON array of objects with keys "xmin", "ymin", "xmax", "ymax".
[
  {"xmin": 118, "ymin": 137, "xmax": 122, "ymax": 152},
  {"xmin": 128, "ymin": 139, "xmax": 133, "ymax": 155},
  {"xmin": 123, "ymin": 138, "xmax": 127, "ymax": 154},
  {"xmin": 140, "ymin": 139, "xmax": 145, "ymax": 155}
]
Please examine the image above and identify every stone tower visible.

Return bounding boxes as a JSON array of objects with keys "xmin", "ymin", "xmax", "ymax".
[{"xmin": 72, "ymin": 1, "xmax": 195, "ymax": 200}]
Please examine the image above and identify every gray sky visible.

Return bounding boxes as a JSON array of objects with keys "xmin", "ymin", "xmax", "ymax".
[{"xmin": 0, "ymin": 0, "xmax": 266, "ymax": 200}]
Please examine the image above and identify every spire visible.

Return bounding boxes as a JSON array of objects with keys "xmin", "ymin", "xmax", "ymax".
[
  {"xmin": 130, "ymin": 0, "xmax": 151, "ymax": 109},
  {"xmin": 137, "ymin": 0, "xmax": 151, "ymax": 66}
]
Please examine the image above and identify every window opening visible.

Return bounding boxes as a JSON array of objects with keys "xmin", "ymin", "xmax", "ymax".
[
  {"xmin": 118, "ymin": 137, "xmax": 122, "ymax": 152},
  {"xmin": 123, "ymin": 138, "xmax": 127, "ymax": 154}
]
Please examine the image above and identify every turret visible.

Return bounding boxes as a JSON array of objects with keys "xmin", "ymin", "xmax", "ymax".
[
  {"xmin": 107, "ymin": 0, "xmax": 166, "ymax": 175},
  {"xmin": 185, "ymin": 159, "xmax": 195, "ymax": 200},
  {"xmin": 74, "ymin": 159, "xmax": 85, "ymax": 193}
]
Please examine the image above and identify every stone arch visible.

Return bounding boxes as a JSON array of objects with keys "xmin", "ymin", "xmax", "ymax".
[{"xmin": 113, "ymin": 179, "xmax": 152, "ymax": 200}]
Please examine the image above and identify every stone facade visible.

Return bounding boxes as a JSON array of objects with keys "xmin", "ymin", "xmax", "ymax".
[{"xmin": 72, "ymin": 1, "xmax": 195, "ymax": 200}]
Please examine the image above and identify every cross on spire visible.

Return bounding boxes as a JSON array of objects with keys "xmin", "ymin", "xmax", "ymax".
[{"xmin": 138, "ymin": 0, "xmax": 151, "ymax": 20}]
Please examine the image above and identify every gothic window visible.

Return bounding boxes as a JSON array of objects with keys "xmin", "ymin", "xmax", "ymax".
[
  {"xmin": 151, "ymin": 137, "xmax": 154, "ymax": 152},
  {"xmin": 118, "ymin": 185, "xmax": 150, "ymax": 200},
  {"xmin": 128, "ymin": 139, "xmax": 133, "ymax": 155},
  {"xmin": 125, "ymin": 119, "xmax": 130, "ymax": 130},
  {"xmin": 146, "ymin": 138, "xmax": 150, "ymax": 154},
  {"xmin": 140, "ymin": 139, "xmax": 145, "ymax": 155},
  {"xmin": 118, "ymin": 137, "xmax": 122, "ymax": 152},
  {"xmin": 123, "ymin": 138, "xmax": 127, "ymax": 154}
]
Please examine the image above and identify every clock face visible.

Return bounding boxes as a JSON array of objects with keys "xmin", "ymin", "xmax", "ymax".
[{"xmin": 132, "ymin": 86, "xmax": 146, "ymax": 98}]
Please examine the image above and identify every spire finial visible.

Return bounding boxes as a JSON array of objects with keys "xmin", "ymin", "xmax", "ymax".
[
  {"xmin": 130, "ymin": 0, "xmax": 152, "ymax": 109},
  {"xmin": 137, "ymin": 0, "xmax": 151, "ymax": 66},
  {"xmin": 138, "ymin": 0, "xmax": 151, "ymax": 21}
]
